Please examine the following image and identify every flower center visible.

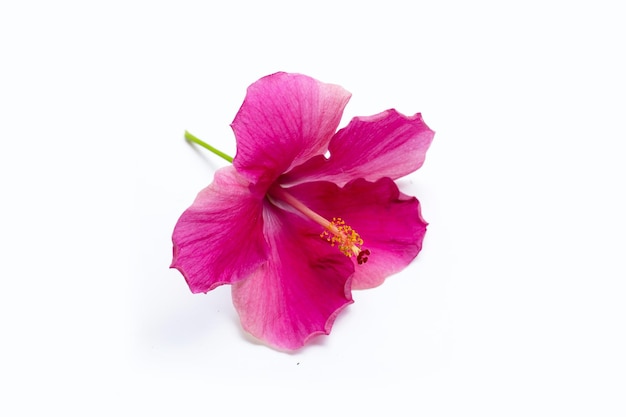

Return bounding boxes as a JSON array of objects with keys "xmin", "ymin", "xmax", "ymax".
[{"xmin": 272, "ymin": 187, "xmax": 370, "ymax": 264}]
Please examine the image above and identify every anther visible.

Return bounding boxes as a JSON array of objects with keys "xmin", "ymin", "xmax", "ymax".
[{"xmin": 320, "ymin": 217, "xmax": 370, "ymax": 264}]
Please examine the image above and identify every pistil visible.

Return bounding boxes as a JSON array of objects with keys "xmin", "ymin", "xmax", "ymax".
[{"xmin": 272, "ymin": 187, "xmax": 370, "ymax": 264}]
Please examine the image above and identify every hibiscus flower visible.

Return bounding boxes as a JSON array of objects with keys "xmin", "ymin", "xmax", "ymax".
[{"xmin": 171, "ymin": 72, "xmax": 434, "ymax": 350}]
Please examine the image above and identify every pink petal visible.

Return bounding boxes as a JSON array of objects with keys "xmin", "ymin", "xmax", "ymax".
[
  {"xmin": 232, "ymin": 202, "xmax": 354, "ymax": 351},
  {"xmin": 281, "ymin": 110, "xmax": 434, "ymax": 187},
  {"xmin": 171, "ymin": 167, "xmax": 267, "ymax": 293},
  {"xmin": 231, "ymin": 72, "xmax": 351, "ymax": 190},
  {"xmin": 288, "ymin": 177, "xmax": 427, "ymax": 289}
]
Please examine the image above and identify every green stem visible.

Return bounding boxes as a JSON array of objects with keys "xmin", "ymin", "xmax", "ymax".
[{"xmin": 184, "ymin": 130, "xmax": 233, "ymax": 163}]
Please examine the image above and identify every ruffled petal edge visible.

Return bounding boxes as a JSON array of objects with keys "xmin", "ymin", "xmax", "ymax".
[
  {"xmin": 281, "ymin": 109, "xmax": 434, "ymax": 187},
  {"xmin": 231, "ymin": 200, "xmax": 354, "ymax": 350},
  {"xmin": 171, "ymin": 167, "xmax": 268, "ymax": 293}
]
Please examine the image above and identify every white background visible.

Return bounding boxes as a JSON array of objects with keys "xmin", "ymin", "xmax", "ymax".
[{"xmin": 1, "ymin": 0, "xmax": 624, "ymax": 415}]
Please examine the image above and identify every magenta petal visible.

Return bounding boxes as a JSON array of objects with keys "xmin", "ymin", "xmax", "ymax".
[
  {"xmin": 288, "ymin": 178, "xmax": 427, "ymax": 289},
  {"xmin": 281, "ymin": 110, "xmax": 434, "ymax": 187},
  {"xmin": 231, "ymin": 72, "xmax": 351, "ymax": 189},
  {"xmin": 231, "ymin": 202, "xmax": 354, "ymax": 351},
  {"xmin": 171, "ymin": 167, "xmax": 267, "ymax": 293}
]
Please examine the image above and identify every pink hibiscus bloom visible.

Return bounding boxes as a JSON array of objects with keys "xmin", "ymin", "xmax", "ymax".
[{"xmin": 171, "ymin": 72, "xmax": 434, "ymax": 350}]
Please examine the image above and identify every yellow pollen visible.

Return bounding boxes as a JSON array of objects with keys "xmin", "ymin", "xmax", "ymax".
[{"xmin": 320, "ymin": 217, "xmax": 370, "ymax": 264}]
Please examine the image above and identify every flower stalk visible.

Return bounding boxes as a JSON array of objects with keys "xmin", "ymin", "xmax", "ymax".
[{"xmin": 185, "ymin": 130, "xmax": 233, "ymax": 163}]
